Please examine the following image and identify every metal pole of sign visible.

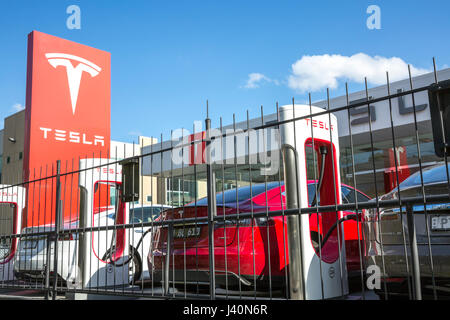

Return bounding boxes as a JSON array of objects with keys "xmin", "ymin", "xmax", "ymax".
[
  {"xmin": 205, "ymin": 102, "xmax": 217, "ymax": 300},
  {"xmin": 52, "ymin": 160, "xmax": 62, "ymax": 300},
  {"xmin": 281, "ymin": 145, "xmax": 305, "ymax": 300},
  {"xmin": 406, "ymin": 203, "xmax": 422, "ymax": 300}
]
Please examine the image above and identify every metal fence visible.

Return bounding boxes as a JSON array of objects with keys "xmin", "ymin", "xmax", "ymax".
[{"xmin": 0, "ymin": 59, "xmax": 449, "ymax": 300}]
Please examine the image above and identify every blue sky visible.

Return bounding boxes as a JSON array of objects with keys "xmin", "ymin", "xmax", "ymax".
[{"xmin": 0, "ymin": 0, "xmax": 449, "ymax": 143}]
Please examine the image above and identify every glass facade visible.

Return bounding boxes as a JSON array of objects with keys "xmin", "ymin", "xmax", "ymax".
[
  {"xmin": 163, "ymin": 126, "xmax": 442, "ymax": 205},
  {"xmin": 340, "ymin": 130, "xmax": 441, "ymax": 199},
  {"xmin": 165, "ymin": 163, "xmax": 281, "ymax": 207}
]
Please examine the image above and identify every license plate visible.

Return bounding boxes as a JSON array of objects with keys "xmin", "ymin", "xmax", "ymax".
[
  {"xmin": 431, "ymin": 215, "xmax": 450, "ymax": 231},
  {"xmin": 173, "ymin": 226, "xmax": 201, "ymax": 239}
]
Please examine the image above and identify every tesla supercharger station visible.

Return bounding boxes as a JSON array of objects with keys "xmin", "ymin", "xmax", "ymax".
[
  {"xmin": 0, "ymin": 185, "xmax": 25, "ymax": 282},
  {"xmin": 279, "ymin": 104, "xmax": 348, "ymax": 300},
  {"xmin": 76, "ymin": 159, "xmax": 130, "ymax": 288}
]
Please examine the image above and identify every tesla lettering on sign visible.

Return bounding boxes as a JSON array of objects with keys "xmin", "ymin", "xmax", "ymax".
[{"xmin": 23, "ymin": 31, "xmax": 111, "ymax": 227}]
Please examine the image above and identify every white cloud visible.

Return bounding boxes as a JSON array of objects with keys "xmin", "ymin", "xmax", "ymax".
[
  {"xmin": 242, "ymin": 73, "xmax": 278, "ymax": 89},
  {"xmin": 287, "ymin": 53, "xmax": 431, "ymax": 93},
  {"xmin": 12, "ymin": 103, "xmax": 25, "ymax": 112}
]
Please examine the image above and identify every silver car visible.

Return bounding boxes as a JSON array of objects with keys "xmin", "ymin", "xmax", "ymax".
[
  {"xmin": 14, "ymin": 221, "xmax": 79, "ymax": 283},
  {"xmin": 363, "ymin": 163, "xmax": 450, "ymax": 299}
]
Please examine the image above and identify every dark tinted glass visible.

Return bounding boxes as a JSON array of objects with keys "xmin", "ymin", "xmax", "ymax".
[
  {"xmin": 357, "ymin": 191, "xmax": 370, "ymax": 202},
  {"xmin": 130, "ymin": 207, "xmax": 163, "ymax": 223},
  {"xmin": 188, "ymin": 182, "xmax": 281, "ymax": 206},
  {"xmin": 399, "ymin": 164, "xmax": 450, "ymax": 189},
  {"xmin": 341, "ymin": 186, "xmax": 370, "ymax": 203}
]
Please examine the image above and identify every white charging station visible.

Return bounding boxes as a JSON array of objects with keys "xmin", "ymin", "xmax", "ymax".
[
  {"xmin": 0, "ymin": 185, "xmax": 25, "ymax": 282},
  {"xmin": 75, "ymin": 158, "xmax": 130, "ymax": 288},
  {"xmin": 280, "ymin": 104, "xmax": 348, "ymax": 300}
]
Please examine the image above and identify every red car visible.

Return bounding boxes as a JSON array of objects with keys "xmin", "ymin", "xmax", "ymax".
[{"xmin": 148, "ymin": 181, "xmax": 370, "ymax": 289}]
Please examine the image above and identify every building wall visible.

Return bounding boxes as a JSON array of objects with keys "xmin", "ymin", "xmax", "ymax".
[
  {"xmin": 1, "ymin": 110, "xmax": 25, "ymax": 185},
  {"xmin": 0, "ymin": 129, "xmax": 3, "ymax": 181}
]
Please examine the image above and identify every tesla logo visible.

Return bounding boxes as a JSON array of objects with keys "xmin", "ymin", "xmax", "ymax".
[
  {"xmin": 349, "ymin": 92, "xmax": 427, "ymax": 126},
  {"xmin": 304, "ymin": 118, "xmax": 334, "ymax": 131},
  {"xmin": 0, "ymin": 192, "xmax": 17, "ymax": 197},
  {"xmin": 45, "ymin": 53, "xmax": 102, "ymax": 115},
  {"xmin": 39, "ymin": 127, "xmax": 104, "ymax": 146},
  {"xmin": 95, "ymin": 168, "xmax": 122, "ymax": 175},
  {"xmin": 328, "ymin": 266, "xmax": 335, "ymax": 279}
]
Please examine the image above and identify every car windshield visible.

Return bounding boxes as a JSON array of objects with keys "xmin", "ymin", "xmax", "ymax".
[
  {"xmin": 399, "ymin": 164, "xmax": 450, "ymax": 189},
  {"xmin": 305, "ymin": 184, "xmax": 357, "ymax": 205},
  {"xmin": 187, "ymin": 182, "xmax": 282, "ymax": 206},
  {"xmin": 129, "ymin": 207, "xmax": 165, "ymax": 224}
]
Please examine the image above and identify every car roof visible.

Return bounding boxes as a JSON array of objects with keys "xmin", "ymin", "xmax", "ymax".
[{"xmin": 398, "ymin": 163, "xmax": 450, "ymax": 189}]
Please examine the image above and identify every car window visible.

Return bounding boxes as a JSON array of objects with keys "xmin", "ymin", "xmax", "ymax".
[
  {"xmin": 399, "ymin": 164, "xmax": 450, "ymax": 189},
  {"xmin": 130, "ymin": 207, "xmax": 163, "ymax": 224},
  {"xmin": 341, "ymin": 186, "xmax": 370, "ymax": 203},
  {"xmin": 307, "ymin": 184, "xmax": 317, "ymax": 205},
  {"xmin": 188, "ymin": 182, "xmax": 281, "ymax": 206},
  {"xmin": 307, "ymin": 184, "xmax": 348, "ymax": 205},
  {"xmin": 356, "ymin": 191, "xmax": 370, "ymax": 202},
  {"xmin": 283, "ymin": 184, "xmax": 344, "ymax": 205}
]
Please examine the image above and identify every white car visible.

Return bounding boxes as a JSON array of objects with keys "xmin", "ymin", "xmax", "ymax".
[
  {"xmin": 14, "ymin": 209, "xmax": 113, "ymax": 284},
  {"xmin": 14, "ymin": 204, "xmax": 171, "ymax": 285}
]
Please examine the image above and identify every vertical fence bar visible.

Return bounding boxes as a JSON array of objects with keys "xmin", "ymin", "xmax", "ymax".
[
  {"xmin": 406, "ymin": 203, "xmax": 422, "ymax": 300},
  {"xmin": 232, "ymin": 114, "xmax": 242, "ymax": 298},
  {"xmin": 260, "ymin": 105, "xmax": 273, "ymax": 299},
  {"xmin": 246, "ymin": 110, "xmax": 257, "ymax": 299},
  {"xmin": 407, "ymin": 65, "xmax": 436, "ymax": 299},
  {"xmin": 205, "ymin": 104, "xmax": 216, "ymax": 300},
  {"xmin": 326, "ymin": 88, "xmax": 345, "ymax": 297},
  {"xmin": 275, "ymin": 103, "xmax": 289, "ymax": 299},
  {"xmin": 345, "ymin": 83, "xmax": 366, "ymax": 298},
  {"xmin": 44, "ymin": 164, "xmax": 51, "ymax": 299},
  {"xmin": 219, "ymin": 117, "xmax": 229, "ymax": 298},
  {"xmin": 164, "ymin": 222, "xmax": 172, "ymax": 295},
  {"xmin": 308, "ymin": 94, "xmax": 325, "ymax": 300},
  {"xmin": 51, "ymin": 160, "xmax": 62, "ymax": 299},
  {"xmin": 385, "ymin": 73, "xmax": 407, "ymax": 300}
]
